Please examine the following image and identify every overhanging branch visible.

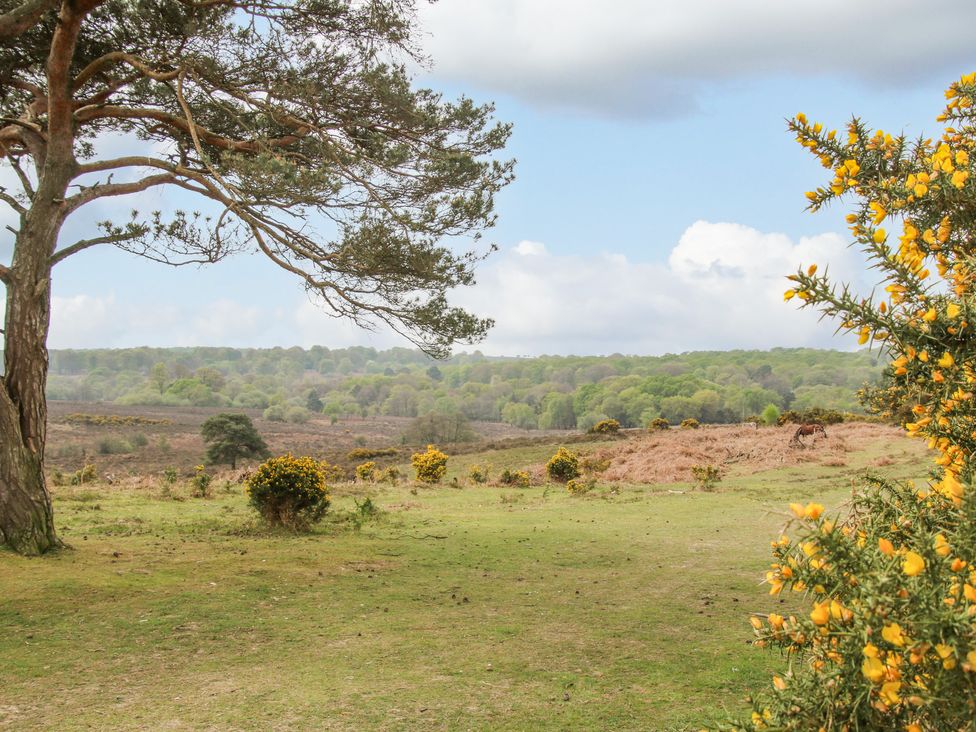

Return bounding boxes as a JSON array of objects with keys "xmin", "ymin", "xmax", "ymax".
[{"xmin": 50, "ymin": 231, "xmax": 144, "ymax": 266}]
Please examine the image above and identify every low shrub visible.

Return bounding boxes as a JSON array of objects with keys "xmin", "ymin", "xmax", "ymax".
[
  {"xmin": 190, "ymin": 464, "xmax": 212, "ymax": 498},
  {"xmin": 411, "ymin": 445, "xmax": 448, "ymax": 484},
  {"xmin": 468, "ymin": 463, "xmax": 490, "ymax": 484},
  {"xmin": 355, "ymin": 461, "xmax": 377, "ymax": 482},
  {"xmin": 580, "ymin": 455, "xmax": 611, "ymax": 474},
  {"xmin": 589, "ymin": 418, "xmax": 621, "ymax": 435},
  {"xmin": 347, "ymin": 447, "xmax": 399, "ymax": 461},
  {"xmin": 566, "ymin": 477, "xmax": 596, "ymax": 495},
  {"xmin": 247, "ymin": 454, "xmax": 330, "ymax": 529},
  {"xmin": 498, "ymin": 469, "xmax": 530, "ymax": 487},
  {"xmin": 690, "ymin": 464, "xmax": 721, "ymax": 491},
  {"xmin": 546, "ymin": 447, "xmax": 581, "ymax": 483},
  {"xmin": 97, "ymin": 436, "xmax": 132, "ymax": 455},
  {"xmin": 680, "ymin": 418, "xmax": 700, "ymax": 429},
  {"xmin": 69, "ymin": 463, "xmax": 97, "ymax": 485},
  {"xmin": 647, "ymin": 417, "xmax": 671, "ymax": 431},
  {"xmin": 161, "ymin": 467, "xmax": 179, "ymax": 485},
  {"xmin": 320, "ymin": 462, "xmax": 346, "ymax": 483},
  {"xmin": 381, "ymin": 466, "xmax": 401, "ymax": 485}
]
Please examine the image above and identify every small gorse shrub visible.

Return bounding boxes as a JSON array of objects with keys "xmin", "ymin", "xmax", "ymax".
[
  {"xmin": 546, "ymin": 447, "xmax": 581, "ymax": 483},
  {"xmin": 246, "ymin": 454, "xmax": 330, "ymax": 530},
  {"xmin": 411, "ymin": 445, "xmax": 448, "ymax": 484}
]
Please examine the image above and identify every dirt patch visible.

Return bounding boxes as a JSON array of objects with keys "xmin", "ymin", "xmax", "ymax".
[{"xmin": 590, "ymin": 423, "xmax": 913, "ymax": 485}]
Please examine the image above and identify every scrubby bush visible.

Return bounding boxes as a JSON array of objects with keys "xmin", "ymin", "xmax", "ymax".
[
  {"xmin": 468, "ymin": 464, "xmax": 490, "ymax": 484},
  {"xmin": 320, "ymin": 462, "xmax": 346, "ymax": 483},
  {"xmin": 588, "ymin": 418, "xmax": 621, "ymax": 435},
  {"xmin": 246, "ymin": 454, "xmax": 330, "ymax": 530},
  {"xmin": 546, "ymin": 447, "xmax": 581, "ymax": 483},
  {"xmin": 97, "ymin": 436, "xmax": 132, "ymax": 454},
  {"xmin": 69, "ymin": 463, "xmax": 97, "ymax": 485},
  {"xmin": 284, "ymin": 405, "xmax": 311, "ymax": 424},
  {"xmin": 499, "ymin": 469, "xmax": 530, "ymax": 487},
  {"xmin": 777, "ymin": 407, "xmax": 845, "ymax": 426},
  {"xmin": 411, "ymin": 445, "xmax": 448, "ymax": 484},
  {"xmin": 647, "ymin": 417, "xmax": 671, "ymax": 431},
  {"xmin": 720, "ymin": 72, "xmax": 976, "ymax": 731},
  {"xmin": 760, "ymin": 404, "xmax": 781, "ymax": 426},
  {"xmin": 355, "ymin": 461, "xmax": 377, "ymax": 482},
  {"xmin": 262, "ymin": 404, "xmax": 287, "ymax": 422},
  {"xmin": 679, "ymin": 418, "xmax": 700, "ymax": 430},
  {"xmin": 690, "ymin": 464, "xmax": 721, "ymax": 491},
  {"xmin": 580, "ymin": 455, "xmax": 611, "ymax": 474},
  {"xmin": 347, "ymin": 447, "xmax": 399, "ymax": 461},
  {"xmin": 566, "ymin": 477, "xmax": 595, "ymax": 495},
  {"xmin": 381, "ymin": 466, "xmax": 401, "ymax": 485},
  {"xmin": 190, "ymin": 464, "xmax": 212, "ymax": 498}
]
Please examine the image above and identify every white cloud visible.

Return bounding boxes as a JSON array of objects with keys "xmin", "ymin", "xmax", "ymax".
[
  {"xmin": 452, "ymin": 221, "xmax": 869, "ymax": 355},
  {"xmin": 40, "ymin": 221, "xmax": 871, "ymax": 355},
  {"xmin": 416, "ymin": 0, "xmax": 976, "ymax": 117}
]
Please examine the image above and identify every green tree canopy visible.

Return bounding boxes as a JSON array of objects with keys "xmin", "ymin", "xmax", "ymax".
[{"xmin": 200, "ymin": 413, "xmax": 270, "ymax": 469}]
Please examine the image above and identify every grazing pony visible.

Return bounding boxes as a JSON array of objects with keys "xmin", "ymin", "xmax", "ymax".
[{"xmin": 790, "ymin": 423, "xmax": 827, "ymax": 447}]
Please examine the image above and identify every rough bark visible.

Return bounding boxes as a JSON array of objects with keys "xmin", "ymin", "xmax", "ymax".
[
  {"xmin": 0, "ymin": 0, "xmax": 80, "ymax": 554},
  {"xmin": 0, "ymin": 217, "xmax": 62, "ymax": 554}
]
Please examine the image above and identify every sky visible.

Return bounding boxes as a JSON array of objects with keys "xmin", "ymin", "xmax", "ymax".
[{"xmin": 4, "ymin": 0, "xmax": 976, "ymax": 356}]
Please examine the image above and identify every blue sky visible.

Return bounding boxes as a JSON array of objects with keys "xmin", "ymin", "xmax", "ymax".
[{"xmin": 4, "ymin": 1, "xmax": 975, "ymax": 355}]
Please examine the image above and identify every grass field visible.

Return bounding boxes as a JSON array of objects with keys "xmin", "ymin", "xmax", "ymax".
[{"xmin": 0, "ymin": 424, "xmax": 930, "ymax": 730}]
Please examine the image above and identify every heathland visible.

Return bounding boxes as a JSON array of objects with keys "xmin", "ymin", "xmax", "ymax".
[{"xmin": 1, "ymin": 404, "xmax": 930, "ymax": 730}]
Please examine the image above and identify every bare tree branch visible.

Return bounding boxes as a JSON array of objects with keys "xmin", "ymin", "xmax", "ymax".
[
  {"xmin": 50, "ymin": 231, "xmax": 144, "ymax": 266},
  {"xmin": 72, "ymin": 52, "xmax": 180, "ymax": 91},
  {"xmin": 63, "ymin": 173, "xmax": 176, "ymax": 213},
  {"xmin": 0, "ymin": 189, "xmax": 26, "ymax": 215}
]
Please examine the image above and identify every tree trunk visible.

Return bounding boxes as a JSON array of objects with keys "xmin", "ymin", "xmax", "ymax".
[{"xmin": 0, "ymin": 194, "xmax": 66, "ymax": 555}]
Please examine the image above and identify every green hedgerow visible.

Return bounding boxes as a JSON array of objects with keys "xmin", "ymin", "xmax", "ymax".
[
  {"xmin": 411, "ymin": 445, "xmax": 448, "ymax": 484},
  {"xmin": 246, "ymin": 454, "xmax": 330, "ymax": 530},
  {"xmin": 546, "ymin": 447, "xmax": 581, "ymax": 483}
]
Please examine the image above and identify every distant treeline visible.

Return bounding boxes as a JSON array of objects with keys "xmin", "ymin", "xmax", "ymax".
[{"xmin": 39, "ymin": 346, "xmax": 882, "ymax": 429}]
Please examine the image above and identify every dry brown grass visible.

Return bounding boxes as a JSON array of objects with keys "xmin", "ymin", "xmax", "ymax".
[{"xmin": 592, "ymin": 423, "xmax": 913, "ymax": 485}]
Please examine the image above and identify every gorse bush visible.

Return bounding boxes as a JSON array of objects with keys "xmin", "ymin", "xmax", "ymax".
[
  {"xmin": 468, "ymin": 464, "xmax": 490, "ymax": 484},
  {"xmin": 498, "ymin": 469, "xmax": 530, "ymax": 487},
  {"xmin": 589, "ymin": 418, "xmax": 621, "ymax": 435},
  {"xmin": 546, "ymin": 447, "xmax": 581, "ymax": 483},
  {"xmin": 355, "ymin": 461, "xmax": 377, "ymax": 482},
  {"xmin": 690, "ymin": 464, "xmax": 721, "ymax": 491},
  {"xmin": 720, "ymin": 71, "xmax": 976, "ymax": 731},
  {"xmin": 411, "ymin": 445, "xmax": 448, "ymax": 484},
  {"xmin": 246, "ymin": 454, "xmax": 330, "ymax": 530},
  {"xmin": 647, "ymin": 417, "xmax": 671, "ymax": 431},
  {"xmin": 566, "ymin": 477, "xmax": 596, "ymax": 495},
  {"xmin": 679, "ymin": 418, "xmax": 700, "ymax": 430}
]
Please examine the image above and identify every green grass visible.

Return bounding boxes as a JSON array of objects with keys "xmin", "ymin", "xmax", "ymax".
[{"xmin": 0, "ymin": 440, "xmax": 929, "ymax": 731}]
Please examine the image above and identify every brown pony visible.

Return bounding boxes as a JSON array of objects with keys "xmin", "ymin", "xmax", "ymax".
[{"xmin": 790, "ymin": 423, "xmax": 827, "ymax": 447}]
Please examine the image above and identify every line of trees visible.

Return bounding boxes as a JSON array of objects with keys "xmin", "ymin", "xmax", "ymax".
[{"xmin": 40, "ymin": 346, "xmax": 882, "ymax": 428}]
